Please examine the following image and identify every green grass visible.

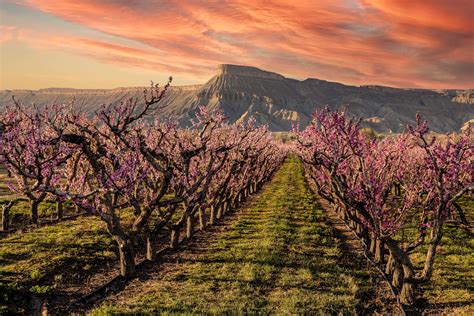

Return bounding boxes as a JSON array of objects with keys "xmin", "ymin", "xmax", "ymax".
[
  {"xmin": 0, "ymin": 216, "xmax": 117, "ymax": 310},
  {"xmin": 411, "ymin": 197, "xmax": 474, "ymax": 312},
  {"xmin": 93, "ymin": 156, "xmax": 373, "ymax": 314},
  {"xmin": 0, "ymin": 198, "xmax": 182, "ymax": 312}
]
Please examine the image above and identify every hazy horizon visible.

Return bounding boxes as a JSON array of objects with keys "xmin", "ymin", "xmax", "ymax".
[{"xmin": 1, "ymin": 63, "xmax": 473, "ymax": 92}]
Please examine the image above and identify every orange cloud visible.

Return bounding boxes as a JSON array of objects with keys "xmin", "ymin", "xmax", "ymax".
[
  {"xmin": 0, "ymin": 25, "xmax": 18, "ymax": 44},
  {"xmin": 5, "ymin": 0, "xmax": 474, "ymax": 88}
]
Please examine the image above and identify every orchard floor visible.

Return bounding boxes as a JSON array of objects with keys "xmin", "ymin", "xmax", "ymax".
[{"xmin": 90, "ymin": 157, "xmax": 376, "ymax": 314}]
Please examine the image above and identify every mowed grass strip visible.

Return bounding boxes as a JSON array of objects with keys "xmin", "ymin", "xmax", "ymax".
[{"xmin": 94, "ymin": 157, "xmax": 373, "ymax": 314}]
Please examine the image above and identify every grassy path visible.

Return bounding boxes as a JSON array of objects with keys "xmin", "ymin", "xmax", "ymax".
[{"xmin": 94, "ymin": 157, "xmax": 373, "ymax": 314}]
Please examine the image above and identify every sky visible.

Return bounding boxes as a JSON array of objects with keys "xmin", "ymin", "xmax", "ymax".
[{"xmin": 0, "ymin": 0, "xmax": 473, "ymax": 90}]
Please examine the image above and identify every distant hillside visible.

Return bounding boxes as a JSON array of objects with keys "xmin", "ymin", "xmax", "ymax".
[{"xmin": 1, "ymin": 64, "xmax": 473, "ymax": 133}]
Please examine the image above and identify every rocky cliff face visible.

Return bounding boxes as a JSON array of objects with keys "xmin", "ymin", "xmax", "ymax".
[
  {"xmin": 451, "ymin": 89, "xmax": 474, "ymax": 104},
  {"xmin": 1, "ymin": 64, "xmax": 473, "ymax": 133}
]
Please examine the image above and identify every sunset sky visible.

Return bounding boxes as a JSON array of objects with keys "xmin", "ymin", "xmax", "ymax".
[{"xmin": 0, "ymin": 0, "xmax": 473, "ymax": 90}]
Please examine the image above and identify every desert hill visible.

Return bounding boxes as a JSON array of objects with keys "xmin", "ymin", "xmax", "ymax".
[{"xmin": 1, "ymin": 64, "xmax": 473, "ymax": 133}]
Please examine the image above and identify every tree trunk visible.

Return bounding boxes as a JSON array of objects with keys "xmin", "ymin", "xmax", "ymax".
[
  {"xmin": 30, "ymin": 199, "xmax": 39, "ymax": 225},
  {"xmin": 370, "ymin": 237, "xmax": 376, "ymax": 256},
  {"xmin": 216, "ymin": 203, "xmax": 223, "ymax": 220},
  {"xmin": 338, "ymin": 206, "xmax": 345, "ymax": 219},
  {"xmin": 198, "ymin": 208, "xmax": 205, "ymax": 231},
  {"xmin": 1, "ymin": 204, "xmax": 9, "ymax": 231},
  {"xmin": 453, "ymin": 202, "xmax": 468, "ymax": 224},
  {"xmin": 186, "ymin": 215, "xmax": 194, "ymax": 239},
  {"xmin": 146, "ymin": 234, "xmax": 157, "ymax": 262},
  {"xmin": 420, "ymin": 220, "xmax": 443, "ymax": 281},
  {"xmin": 341, "ymin": 209, "xmax": 348, "ymax": 221},
  {"xmin": 392, "ymin": 259, "xmax": 403, "ymax": 288},
  {"xmin": 361, "ymin": 228, "xmax": 370, "ymax": 244},
  {"xmin": 356, "ymin": 223, "xmax": 363, "ymax": 235},
  {"xmin": 334, "ymin": 205, "xmax": 342, "ymax": 219},
  {"xmin": 222, "ymin": 200, "xmax": 228, "ymax": 215},
  {"xmin": 399, "ymin": 264, "xmax": 415, "ymax": 306},
  {"xmin": 170, "ymin": 227, "xmax": 180, "ymax": 249},
  {"xmin": 375, "ymin": 239, "xmax": 384, "ymax": 263},
  {"xmin": 231, "ymin": 197, "xmax": 237, "ymax": 209},
  {"xmin": 385, "ymin": 254, "xmax": 394, "ymax": 274},
  {"xmin": 209, "ymin": 205, "xmax": 217, "ymax": 225},
  {"xmin": 385, "ymin": 239, "xmax": 416, "ymax": 306},
  {"xmin": 56, "ymin": 200, "xmax": 63, "ymax": 220},
  {"xmin": 116, "ymin": 237, "xmax": 136, "ymax": 277},
  {"xmin": 349, "ymin": 219, "xmax": 356, "ymax": 229}
]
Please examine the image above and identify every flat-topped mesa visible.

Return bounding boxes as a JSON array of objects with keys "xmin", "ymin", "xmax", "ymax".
[
  {"xmin": 3, "ymin": 85, "xmax": 203, "ymax": 95},
  {"xmin": 217, "ymin": 64, "xmax": 285, "ymax": 80}
]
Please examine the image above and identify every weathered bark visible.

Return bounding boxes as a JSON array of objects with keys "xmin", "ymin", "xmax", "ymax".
[
  {"xmin": 453, "ymin": 202, "xmax": 468, "ymax": 224},
  {"xmin": 399, "ymin": 264, "xmax": 415, "ymax": 306},
  {"xmin": 334, "ymin": 205, "xmax": 342, "ymax": 219},
  {"xmin": 231, "ymin": 197, "xmax": 237, "ymax": 209},
  {"xmin": 392, "ymin": 259, "xmax": 403, "ymax": 288},
  {"xmin": 222, "ymin": 200, "xmax": 228, "ymax": 215},
  {"xmin": 2, "ymin": 203, "xmax": 10, "ymax": 231},
  {"xmin": 0, "ymin": 198, "xmax": 19, "ymax": 231},
  {"xmin": 198, "ymin": 208, "xmax": 205, "ymax": 231},
  {"xmin": 186, "ymin": 215, "xmax": 194, "ymax": 239},
  {"xmin": 146, "ymin": 234, "xmax": 157, "ymax": 262},
  {"xmin": 56, "ymin": 200, "xmax": 63, "ymax": 220},
  {"xmin": 385, "ymin": 254, "xmax": 394, "ymax": 274},
  {"xmin": 370, "ymin": 237, "xmax": 377, "ymax": 256},
  {"xmin": 339, "ymin": 206, "xmax": 345, "ymax": 219},
  {"xmin": 361, "ymin": 228, "xmax": 370, "ymax": 244},
  {"xmin": 385, "ymin": 239, "xmax": 416, "ymax": 306},
  {"xmin": 209, "ymin": 205, "xmax": 217, "ymax": 225},
  {"xmin": 342, "ymin": 209, "xmax": 348, "ymax": 221},
  {"xmin": 170, "ymin": 227, "xmax": 180, "ymax": 249},
  {"xmin": 420, "ymin": 219, "xmax": 443, "ymax": 281},
  {"xmin": 216, "ymin": 203, "xmax": 223, "ymax": 220},
  {"xmin": 349, "ymin": 219, "xmax": 356, "ymax": 229},
  {"xmin": 103, "ymin": 205, "xmax": 137, "ymax": 278},
  {"xmin": 30, "ymin": 199, "xmax": 39, "ymax": 225},
  {"xmin": 116, "ymin": 237, "xmax": 136, "ymax": 277},
  {"xmin": 375, "ymin": 239, "xmax": 384, "ymax": 263},
  {"xmin": 356, "ymin": 223, "xmax": 363, "ymax": 235}
]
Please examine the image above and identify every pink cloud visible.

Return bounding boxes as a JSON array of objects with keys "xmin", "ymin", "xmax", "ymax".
[{"xmin": 7, "ymin": 0, "xmax": 474, "ymax": 88}]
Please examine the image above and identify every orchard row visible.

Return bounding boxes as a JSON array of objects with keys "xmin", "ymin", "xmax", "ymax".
[
  {"xmin": 294, "ymin": 107, "xmax": 473, "ymax": 307},
  {"xmin": 0, "ymin": 81, "xmax": 286, "ymax": 277}
]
